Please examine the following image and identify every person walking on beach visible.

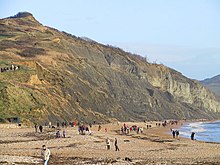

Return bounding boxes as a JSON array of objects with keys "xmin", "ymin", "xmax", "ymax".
[
  {"xmin": 172, "ymin": 130, "xmax": 176, "ymax": 138},
  {"xmin": 175, "ymin": 130, "xmax": 179, "ymax": 138},
  {"xmin": 98, "ymin": 125, "xmax": 102, "ymax": 131},
  {"xmin": 34, "ymin": 124, "xmax": 38, "ymax": 133},
  {"xmin": 63, "ymin": 129, "xmax": 66, "ymax": 138},
  {"xmin": 39, "ymin": 125, "xmax": 43, "ymax": 133},
  {"xmin": 191, "ymin": 132, "xmax": 195, "ymax": 140},
  {"xmin": 41, "ymin": 145, "xmax": 50, "ymax": 165},
  {"xmin": 56, "ymin": 130, "xmax": 61, "ymax": 138},
  {"xmin": 114, "ymin": 138, "xmax": 119, "ymax": 151},
  {"xmin": 106, "ymin": 137, "xmax": 111, "ymax": 150}
]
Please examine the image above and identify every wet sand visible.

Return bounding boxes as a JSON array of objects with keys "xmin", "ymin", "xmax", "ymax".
[{"xmin": 1, "ymin": 121, "xmax": 220, "ymax": 165}]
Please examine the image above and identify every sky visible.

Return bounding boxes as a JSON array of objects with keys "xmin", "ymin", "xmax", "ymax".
[{"xmin": 1, "ymin": 0, "xmax": 220, "ymax": 80}]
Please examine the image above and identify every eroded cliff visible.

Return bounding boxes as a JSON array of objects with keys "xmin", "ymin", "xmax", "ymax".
[{"xmin": 0, "ymin": 12, "xmax": 220, "ymax": 123}]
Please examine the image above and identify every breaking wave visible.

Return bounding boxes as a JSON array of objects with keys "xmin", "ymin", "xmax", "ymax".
[{"xmin": 179, "ymin": 120, "xmax": 220, "ymax": 142}]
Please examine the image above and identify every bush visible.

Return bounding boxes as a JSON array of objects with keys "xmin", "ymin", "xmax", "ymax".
[{"xmin": 18, "ymin": 47, "xmax": 45, "ymax": 57}]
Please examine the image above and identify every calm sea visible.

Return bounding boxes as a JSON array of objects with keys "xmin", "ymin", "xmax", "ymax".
[{"xmin": 179, "ymin": 120, "xmax": 220, "ymax": 142}]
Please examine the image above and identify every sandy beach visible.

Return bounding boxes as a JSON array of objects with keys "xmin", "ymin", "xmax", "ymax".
[{"xmin": 1, "ymin": 121, "xmax": 220, "ymax": 165}]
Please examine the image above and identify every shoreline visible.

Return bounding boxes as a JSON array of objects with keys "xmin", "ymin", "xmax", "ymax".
[{"xmin": 175, "ymin": 119, "xmax": 220, "ymax": 144}]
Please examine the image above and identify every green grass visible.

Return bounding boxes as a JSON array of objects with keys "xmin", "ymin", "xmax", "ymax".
[
  {"xmin": 0, "ymin": 63, "xmax": 41, "ymax": 122},
  {"xmin": 0, "ymin": 67, "xmax": 36, "ymax": 82},
  {"xmin": 0, "ymin": 82, "xmax": 48, "ymax": 123},
  {"xmin": 0, "ymin": 34, "xmax": 14, "ymax": 40},
  {"xmin": 0, "ymin": 61, "xmax": 9, "ymax": 65},
  {"xmin": 0, "ymin": 82, "xmax": 10, "ymax": 118}
]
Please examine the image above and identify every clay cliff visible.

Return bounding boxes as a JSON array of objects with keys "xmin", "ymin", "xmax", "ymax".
[{"xmin": 1, "ymin": 12, "xmax": 220, "ymax": 124}]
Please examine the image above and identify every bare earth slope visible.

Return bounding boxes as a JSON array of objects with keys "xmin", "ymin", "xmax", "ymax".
[{"xmin": 1, "ymin": 12, "xmax": 220, "ymax": 124}]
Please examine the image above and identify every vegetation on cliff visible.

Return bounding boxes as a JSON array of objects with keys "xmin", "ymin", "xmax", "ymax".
[{"xmin": 0, "ymin": 12, "xmax": 220, "ymax": 124}]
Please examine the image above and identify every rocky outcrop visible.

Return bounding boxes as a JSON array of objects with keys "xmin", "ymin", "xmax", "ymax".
[{"xmin": 145, "ymin": 65, "xmax": 220, "ymax": 113}]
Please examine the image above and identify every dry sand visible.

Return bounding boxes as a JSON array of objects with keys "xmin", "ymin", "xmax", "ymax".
[{"xmin": 0, "ymin": 121, "xmax": 220, "ymax": 165}]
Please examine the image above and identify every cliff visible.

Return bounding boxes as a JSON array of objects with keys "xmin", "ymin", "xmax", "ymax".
[{"xmin": 0, "ymin": 12, "xmax": 220, "ymax": 124}]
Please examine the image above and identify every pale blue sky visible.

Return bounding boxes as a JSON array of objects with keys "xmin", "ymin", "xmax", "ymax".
[{"xmin": 1, "ymin": 0, "xmax": 220, "ymax": 80}]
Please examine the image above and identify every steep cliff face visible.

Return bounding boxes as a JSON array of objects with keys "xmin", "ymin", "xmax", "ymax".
[
  {"xmin": 0, "ymin": 12, "xmax": 220, "ymax": 123},
  {"xmin": 145, "ymin": 64, "xmax": 220, "ymax": 112}
]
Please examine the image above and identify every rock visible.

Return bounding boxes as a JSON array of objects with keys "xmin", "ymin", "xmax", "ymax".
[{"xmin": 125, "ymin": 157, "xmax": 132, "ymax": 162}]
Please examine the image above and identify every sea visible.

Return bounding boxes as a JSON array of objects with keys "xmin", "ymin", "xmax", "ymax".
[{"xmin": 179, "ymin": 120, "xmax": 220, "ymax": 143}]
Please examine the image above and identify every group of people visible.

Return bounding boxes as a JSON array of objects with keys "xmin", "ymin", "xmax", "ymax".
[
  {"xmin": 171, "ymin": 129, "xmax": 196, "ymax": 140},
  {"xmin": 39, "ymin": 120, "xmax": 198, "ymax": 165},
  {"xmin": 78, "ymin": 125, "xmax": 92, "ymax": 135},
  {"xmin": 56, "ymin": 129, "xmax": 66, "ymax": 138},
  {"xmin": 171, "ymin": 129, "xmax": 180, "ymax": 138},
  {"xmin": 0, "ymin": 64, "xmax": 19, "ymax": 73},
  {"xmin": 41, "ymin": 136, "xmax": 120, "ymax": 164},
  {"xmin": 35, "ymin": 123, "xmax": 67, "ymax": 139},
  {"xmin": 106, "ymin": 137, "xmax": 119, "ymax": 151},
  {"xmin": 121, "ymin": 123, "xmax": 143, "ymax": 134},
  {"xmin": 34, "ymin": 124, "xmax": 43, "ymax": 133}
]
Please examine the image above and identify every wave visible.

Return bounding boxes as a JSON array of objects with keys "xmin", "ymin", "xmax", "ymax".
[
  {"xmin": 179, "ymin": 120, "xmax": 220, "ymax": 142},
  {"xmin": 188, "ymin": 122, "xmax": 204, "ymax": 127},
  {"xmin": 183, "ymin": 122, "xmax": 206, "ymax": 133},
  {"xmin": 191, "ymin": 127, "xmax": 206, "ymax": 133}
]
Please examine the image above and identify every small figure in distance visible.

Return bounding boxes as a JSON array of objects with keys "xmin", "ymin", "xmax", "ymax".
[
  {"xmin": 175, "ymin": 130, "xmax": 179, "ymax": 139},
  {"xmin": 114, "ymin": 138, "xmax": 119, "ymax": 151},
  {"xmin": 63, "ymin": 129, "xmax": 66, "ymax": 138},
  {"xmin": 39, "ymin": 125, "xmax": 43, "ymax": 133},
  {"xmin": 172, "ymin": 130, "xmax": 176, "ymax": 138},
  {"xmin": 34, "ymin": 124, "xmax": 38, "ymax": 133},
  {"xmin": 191, "ymin": 132, "xmax": 195, "ymax": 140},
  {"xmin": 56, "ymin": 130, "xmax": 61, "ymax": 138},
  {"xmin": 98, "ymin": 125, "xmax": 101, "ymax": 131},
  {"xmin": 106, "ymin": 137, "xmax": 111, "ymax": 150}
]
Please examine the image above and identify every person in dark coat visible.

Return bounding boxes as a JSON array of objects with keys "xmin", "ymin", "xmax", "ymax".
[
  {"xmin": 191, "ymin": 132, "xmax": 195, "ymax": 140},
  {"xmin": 114, "ymin": 138, "xmax": 119, "ymax": 151},
  {"xmin": 175, "ymin": 130, "xmax": 179, "ymax": 138},
  {"xmin": 39, "ymin": 125, "xmax": 43, "ymax": 133},
  {"xmin": 172, "ymin": 130, "xmax": 176, "ymax": 138}
]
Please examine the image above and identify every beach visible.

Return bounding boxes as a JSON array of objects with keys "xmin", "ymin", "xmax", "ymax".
[{"xmin": 1, "ymin": 121, "xmax": 220, "ymax": 165}]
